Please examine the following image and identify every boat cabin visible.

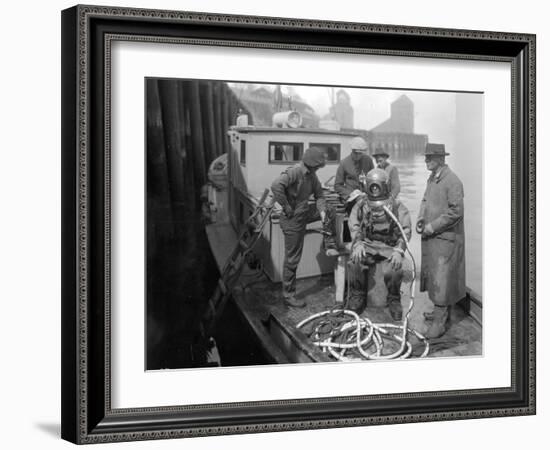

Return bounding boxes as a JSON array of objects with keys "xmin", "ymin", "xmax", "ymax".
[{"xmin": 223, "ymin": 111, "xmax": 358, "ymax": 283}]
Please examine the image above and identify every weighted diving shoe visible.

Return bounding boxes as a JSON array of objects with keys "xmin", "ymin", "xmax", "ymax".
[
  {"xmin": 283, "ymin": 294, "xmax": 306, "ymax": 308},
  {"xmin": 323, "ymin": 235, "xmax": 339, "ymax": 257},
  {"xmin": 346, "ymin": 291, "xmax": 366, "ymax": 315},
  {"xmin": 424, "ymin": 305, "xmax": 451, "ymax": 339},
  {"xmin": 388, "ymin": 299, "xmax": 403, "ymax": 321}
]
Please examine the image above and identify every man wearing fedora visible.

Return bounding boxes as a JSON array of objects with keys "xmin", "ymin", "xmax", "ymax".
[
  {"xmin": 416, "ymin": 143, "xmax": 466, "ymax": 338},
  {"xmin": 373, "ymin": 147, "xmax": 400, "ymax": 199}
]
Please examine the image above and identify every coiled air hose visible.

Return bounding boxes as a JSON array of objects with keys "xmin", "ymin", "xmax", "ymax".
[{"xmin": 296, "ymin": 205, "xmax": 429, "ymax": 360}]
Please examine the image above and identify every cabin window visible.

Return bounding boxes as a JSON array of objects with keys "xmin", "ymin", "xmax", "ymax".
[
  {"xmin": 240, "ymin": 140, "xmax": 246, "ymax": 165},
  {"xmin": 309, "ymin": 143, "xmax": 341, "ymax": 163},
  {"xmin": 268, "ymin": 142, "xmax": 304, "ymax": 163}
]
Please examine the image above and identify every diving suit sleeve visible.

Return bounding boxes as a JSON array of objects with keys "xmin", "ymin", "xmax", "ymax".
[
  {"xmin": 390, "ymin": 165, "xmax": 401, "ymax": 198},
  {"xmin": 395, "ymin": 200, "xmax": 412, "ymax": 251},
  {"xmin": 348, "ymin": 200, "xmax": 363, "ymax": 242}
]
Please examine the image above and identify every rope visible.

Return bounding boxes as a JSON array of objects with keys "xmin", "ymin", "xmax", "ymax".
[{"xmin": 296, "ymin": 204, "xmax": 429, "ymax": 360}]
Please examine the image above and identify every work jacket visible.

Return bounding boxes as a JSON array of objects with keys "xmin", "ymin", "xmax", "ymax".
[
  {"xmin": 270, "ymin": 163, "xmax": 326, "ymax": 231},
  {"xmin": 418, "ymin": 165, "xmax": 466, "ymax": 306},
  {"xmin": 334, "ymin": 154, "xmax": 374, "ymax": 201}
]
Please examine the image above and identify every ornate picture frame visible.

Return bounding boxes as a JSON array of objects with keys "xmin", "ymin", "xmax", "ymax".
[{"xmin": 61, "ymin": 5, "xmax": 535, "ymax": 444}]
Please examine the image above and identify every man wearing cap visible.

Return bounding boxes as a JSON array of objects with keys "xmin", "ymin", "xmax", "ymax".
[
  {"xmin": 416, "ymin": 143, "xmax": 466, "ymax": 338},
  {"xmin": 373, "ymin": 148, "xmax": 400, "ymax": 199},
  {"xmin": 271, "ymin": 147, "xmax": 336, "ymax": 308},
  {"xmin": 334, "ymin": 136, "xmax": 375, "ymax": 211}
]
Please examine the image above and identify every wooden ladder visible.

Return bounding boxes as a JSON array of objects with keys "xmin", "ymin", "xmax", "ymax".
[{"xmin": 200, "ymin": 189, "xmax": 274, "ymax": 337}]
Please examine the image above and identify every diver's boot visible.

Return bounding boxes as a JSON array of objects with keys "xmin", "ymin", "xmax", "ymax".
[
  {"xmin": 424, "ymin": 305, "xmax": 451, "ymax": 339},
  {"xmin": 323, "ymin": 232, "xmax": 339, "ymax": 257},
  {"xmin": 283, "ymin": 294, "xmax": 306, "ymax": 308},
  {"xmin": 388, "ymin": 298, "xmax": 403, "ymax": 321},
  {"xmin": 325, "ymin": 241, "xmax": 340, "ymax": 257},
  {"xmin": 347, "ymin": 290, "xmax": 366, "ymax": 315}
]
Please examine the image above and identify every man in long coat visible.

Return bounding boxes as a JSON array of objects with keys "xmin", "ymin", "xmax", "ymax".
[{"xmin": 416, "ymin": 143, "xmax": 466, "ymax": 338}]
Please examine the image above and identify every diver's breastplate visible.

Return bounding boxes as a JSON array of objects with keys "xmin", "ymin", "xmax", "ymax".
[{"xmin": 360, "ymin": 199, "xmax": 399, "ymax": 245}]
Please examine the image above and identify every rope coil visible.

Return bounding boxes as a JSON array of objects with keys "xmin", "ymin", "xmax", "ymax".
[{"xmin": 296, "ymin": 204, "xmax": 430, "ymax": 360}]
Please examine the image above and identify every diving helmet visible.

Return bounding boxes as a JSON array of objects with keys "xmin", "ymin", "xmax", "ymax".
[{"xmin": 364, "ymin": 168, "xmax": 390, "ymax": 207}]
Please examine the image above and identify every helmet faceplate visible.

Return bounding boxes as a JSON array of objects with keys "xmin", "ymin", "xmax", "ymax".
[{"xmin": 364, "ymin": 168, "xmax": 390, "ymax": 205}]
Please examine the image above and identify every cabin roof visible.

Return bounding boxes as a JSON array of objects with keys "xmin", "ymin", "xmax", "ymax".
[{"xmin": 231, "ymin": 126, "xmax": 359, "ymax": 137}]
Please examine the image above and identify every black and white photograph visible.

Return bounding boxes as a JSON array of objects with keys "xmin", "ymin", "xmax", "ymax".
[
  {"xmin": 54, "ymin": 1, "xmax": 537, "ymax": 446},
  {"xmin": 146, "ymin": 79, "xmax": 483, "ymax": 370}
]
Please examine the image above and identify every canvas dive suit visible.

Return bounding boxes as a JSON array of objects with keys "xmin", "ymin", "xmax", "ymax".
[{"xmin": 348, "ymin": 195, "xmax": 411, "ymax": 314}]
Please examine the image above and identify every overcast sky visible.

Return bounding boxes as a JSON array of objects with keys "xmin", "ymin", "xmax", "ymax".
[
  {"xmin": 286, "ymin": 84, "xmax": 457, "ymax": 144},
  {"xmin": 231, "ymin": 82, "xmax": 463, "ymax": 150}
]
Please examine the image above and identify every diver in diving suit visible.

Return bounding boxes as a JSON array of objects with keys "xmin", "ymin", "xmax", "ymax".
[{"xmin": 347, "ymin": 168, "xmax": 412, "ymax": 319}]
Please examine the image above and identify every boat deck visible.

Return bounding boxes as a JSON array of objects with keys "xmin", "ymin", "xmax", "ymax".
[{"xmin": 206, "ymin": 222, "xmax": 482, "ymax": 364}]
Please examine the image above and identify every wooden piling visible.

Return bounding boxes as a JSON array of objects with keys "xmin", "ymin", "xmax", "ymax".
[
  {"xmin": 221, "ymin": 86, "xmax": 230, "ymax": 155},
  {"xmin": 157, "ymin": 79, "xmax": 189, "ymax": 231},
  {"xmin": 187, "ymin": 80, "xmax": 207, "ymax": 189},
  {"xmin": 178, "ymin": 81, "xmax": 197, "ymax": 213},
  {"xmin": 146, "ymin": 79, "xmax": 172, "ymax": 203},
  {"xmin": 213, "ymin": 82, "xmax": 223, "ymax": 158},
  {"xmin": 146, "ymin": 78, "xmax": 175, "ymax": 243},
  {"xmin": 201, "ymin": 82, "xmax": 218, "ymax": 167}
]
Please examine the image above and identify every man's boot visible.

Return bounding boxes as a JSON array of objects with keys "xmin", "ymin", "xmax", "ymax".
[
  {"xmin": 424, "ymin": 305, "xmax": 451, "ymax": 339},
  {"xmin": 324, "ymin": 234, "xmax": 339, "ymax": 256},
  {"xmin": 283, "ymin": 294, "xmax": 306, "ymax": 308},
  {"xmin": 388, "ymin": 298, "xmax": 403, "ymax": 321}
]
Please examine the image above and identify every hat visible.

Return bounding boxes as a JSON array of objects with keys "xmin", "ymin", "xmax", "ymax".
[
  {"xmin": 424, "ymin": 143, "xmax": 449, "ymax": 156},
  {"xmin": 373, "ymin": 147, "xmax": 389, "ymax": 157},
  {"xmin": 350, "ymin": 136, "xmax": 368, "ymax": 152},
  {"xmin": 302, "ymin": 146, "xmax": 326, "ymax": 168}
]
